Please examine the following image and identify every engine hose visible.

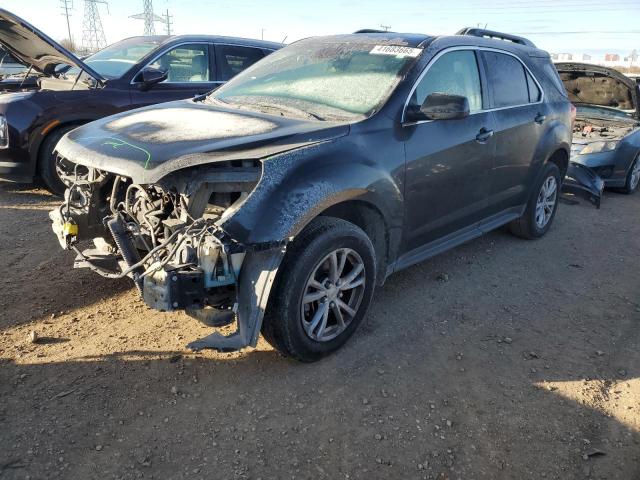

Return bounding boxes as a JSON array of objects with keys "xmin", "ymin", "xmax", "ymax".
[{"xmin": 107, "ymin": 215, "xmax": 143, "ymax": 294}]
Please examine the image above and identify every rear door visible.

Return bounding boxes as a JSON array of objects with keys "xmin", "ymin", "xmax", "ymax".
[
  {"xmin": 480, "ymin": 50, "xmax": 547, "ymax": 212},
  {"xmin": 402, "ymin": 49, "xmax": 497, "ymax": 253},
  {"xmin": 129, "ymin": 43, "xmax": 219, "ymax": 108}
]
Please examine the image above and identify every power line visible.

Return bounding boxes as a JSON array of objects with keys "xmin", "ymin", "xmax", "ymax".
[{"xmin": 515, "ymin": 30, "xmax": 640, "ymax": 35}]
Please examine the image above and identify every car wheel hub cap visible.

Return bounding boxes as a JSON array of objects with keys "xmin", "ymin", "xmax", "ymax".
[
  {"xmin": 535, "ymin": 175, "xmax": 557, "ymax": 229},
  {"xmin": 300, "ymin": 248, "xmax": 366, "ymax": 342}
]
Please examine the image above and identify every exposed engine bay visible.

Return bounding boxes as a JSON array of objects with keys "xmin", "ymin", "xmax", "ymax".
[
  {"xmin": 573, "ymin": 118, "xmax": 634, "ymax": 142},
  {"xmin": 49, "ymin": 160, "xmax": 268, "ymax": 347}
]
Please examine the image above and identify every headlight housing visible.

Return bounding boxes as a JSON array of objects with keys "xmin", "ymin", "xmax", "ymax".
[
  {"xmin": 0, "ymin": 115, "xmax": 7, "ymax": 148},
  {"xmin": 579, "ymin": 140, "xmax": 619, "ymax": 155}
]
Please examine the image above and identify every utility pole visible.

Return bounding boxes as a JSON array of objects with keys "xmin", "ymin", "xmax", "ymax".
[
  {"xmin": 81, "ymin": 0, "xmax": 108, "ymax": 54},
  {"xmin": 60, "ymin": 0, "xmax": 74, "ymax": 46},
  {"xmin": 261, "ymin": 28, "xmax": 265, "ymax": 40},
  {"xmin": 380, "ymin": 24, "xmax": 391, "ymax": 32},
  {"xmin": 163, "ymin": 8, "xmax": 173, "ymax": 36}
]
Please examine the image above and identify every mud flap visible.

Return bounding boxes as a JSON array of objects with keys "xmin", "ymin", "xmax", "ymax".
[
  {"xmin": 187, "ymin": 247, "xmax": 285, "ymax": 352},
  {"xmin": 561, "ymin": 162, "xmax": 604, "ymax": 209}
]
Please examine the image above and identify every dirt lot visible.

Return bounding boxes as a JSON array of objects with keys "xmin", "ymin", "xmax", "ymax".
[{"xmin": 1, "ymin": 181, "xmax": 639, "ymax": 480}]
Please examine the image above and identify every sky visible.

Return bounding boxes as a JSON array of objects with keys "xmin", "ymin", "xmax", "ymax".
[{"xmin": 4, "ymin": 0, "xmax": 639, "ymax": 59}]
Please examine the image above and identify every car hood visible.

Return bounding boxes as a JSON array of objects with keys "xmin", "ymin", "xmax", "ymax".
[
  {"xmin": 555, "ymin": 62, "xmax": 639, "ymax": 116},
  {"xmin": 55, "ymin": 100, "xmax": 350, "ymax": 184},
  {"xmin": 0, "ymin": 8, "xmax": 103, "ymax": 82}
]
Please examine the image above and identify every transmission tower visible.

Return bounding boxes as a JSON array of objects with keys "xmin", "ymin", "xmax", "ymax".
[
  {"xmin": 81, "ymin": 0, "xmax": 108, "ymax": 54},
  {"xmin": 60, "ymin": 0, "xmax": 73, "ymax": 46},
  {"xmin": 130, "ymin": 0, "xmax": 164, "ymax": 36}
]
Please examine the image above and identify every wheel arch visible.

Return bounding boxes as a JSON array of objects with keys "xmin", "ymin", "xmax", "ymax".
[
  {"xmin": 32, "ymin": 119, "xmax": 91, "ymax": 168},
  {"xmin": 545, "ymin": 147, "xmax": 569, "ymax": 178},
  {"xmin": 319, "ymin": 199, "xmax": 392, "ymax": 286}
]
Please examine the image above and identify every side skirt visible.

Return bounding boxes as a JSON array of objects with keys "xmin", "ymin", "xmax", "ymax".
[{"xmin": 387, "ymin": 206, "xmax": 524, "ymax": 277}]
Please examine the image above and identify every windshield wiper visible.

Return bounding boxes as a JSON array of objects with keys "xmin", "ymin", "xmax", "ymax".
[{"xmin": 237, "ymin": 101, "xmax": 326, "ymax": 121}]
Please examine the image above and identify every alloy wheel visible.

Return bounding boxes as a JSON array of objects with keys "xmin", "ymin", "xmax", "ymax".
[
  {"xmin": 630, "ymin": 157, "xmax": 640, "ymax": 191},
  {"xmin": 535, "ymin": 175, "xmax": 557, "ymax": 229},
  {"xmin": 300, "ymin": 248, "xmax": 366, "ymax": 342}
]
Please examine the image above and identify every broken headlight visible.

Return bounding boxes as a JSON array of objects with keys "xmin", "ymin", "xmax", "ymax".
[
  {"xmin": 0, "ymin": 115, "xmax": 7, "ymax": 148},
  {"xmin": 578, "ymin": 140, "xmax": 619, "ymax": 155}
]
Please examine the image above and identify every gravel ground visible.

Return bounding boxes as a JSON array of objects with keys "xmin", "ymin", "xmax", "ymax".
[{"xmin": 0, "ymin": 181, "xmax": 639, "ymax": 480}]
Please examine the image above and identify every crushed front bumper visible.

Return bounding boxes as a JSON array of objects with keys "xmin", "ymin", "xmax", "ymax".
[
  {"xmin": 562, "ymin": 162, "xmax": 605, "ymax": 208},
  {"xmin": 50, "ymin": 202, "xmax": 286, "ymax": 353}
]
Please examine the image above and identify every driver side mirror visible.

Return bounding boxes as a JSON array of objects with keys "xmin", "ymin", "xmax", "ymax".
[
  {"xmin": 138, "ymin": 67, "xmax": 168, "ymax": 91},
  {"xmin": 405, "ymin": 93, "xmax": 470, "ymax": 123}
]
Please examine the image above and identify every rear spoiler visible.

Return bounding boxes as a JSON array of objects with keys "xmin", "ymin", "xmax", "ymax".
[{"xmin": 456, "ymin": 28, "xmax": 536, "ymax": 48}]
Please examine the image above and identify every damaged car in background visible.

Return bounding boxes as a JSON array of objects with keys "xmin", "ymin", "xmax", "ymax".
[
  {"xmin": 557, "ymin": 62, "xmax": 640, "ymax": 202},
  {"xmin": 0, "ymin": 8, "xmax": 280, "ymax": 195},
  {"xmin": 51, "ymin": 29, "xmax": 573, "ymax": 361}
]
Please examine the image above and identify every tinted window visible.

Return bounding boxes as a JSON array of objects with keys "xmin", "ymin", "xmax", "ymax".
[
  {"xmin": 526, "ymin": 71, "xmax": 541, "ymax": 102},
  {"xmin": 217, "ymin": 45, "xmax": 265, "ymax": 81},
  {"xmin": 483, "ymin": 51, "xmax": 529, "ymax": 107},
  {"xmin": 149, "ymin": 44, "xmax": 210, "ymax": 82},
  {"xmin": 410, "ymin": 50, "xmax": 482, "ymax": 112}
]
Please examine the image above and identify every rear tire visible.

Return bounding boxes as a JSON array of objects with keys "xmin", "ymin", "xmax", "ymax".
[
  {"xmin": 509, "ymin": 162, "xmax": 561, "ymax": 240},
  {"xmin": 262, "ymin": 217, "xmax": 376, "ymax": 362},
  {"xmin": 620, "ymin": 155, "xmax": 640, "ymax": 195},
  {"xmin": 38, "ymin": 125, "xmax": 78, "ymax": 197}
]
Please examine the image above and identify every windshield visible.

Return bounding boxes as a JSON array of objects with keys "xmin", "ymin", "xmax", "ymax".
[
  {"xmin": 76, "ymin": 38, "xmax": 162, "ymax": 79},
  {"xmin": 211, "ymin": 40, "xmax": 422, "ymax": 121}
]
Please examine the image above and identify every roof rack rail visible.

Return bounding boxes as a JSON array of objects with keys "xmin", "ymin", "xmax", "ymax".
[
  {"xmin": 456, "ymin": 28, "xmax": 536, "ymax": 48},
  {"xmin": 353, "ymin": 29, "xmax": 394, "ymax": 34}
]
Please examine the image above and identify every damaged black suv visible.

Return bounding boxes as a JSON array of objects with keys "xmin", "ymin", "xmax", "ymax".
[{"xmin": 51, "ymin": 29, "xmax": 572, "ymax": 361}]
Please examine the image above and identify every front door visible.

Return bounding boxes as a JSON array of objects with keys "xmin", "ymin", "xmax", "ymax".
[
  {"xmin": 130, "ymin": 43, "xmax": 219, "ymax": 108},
  {"xmin": 403, "ymin": 49, "xmax": 496, "ymax": 253}
]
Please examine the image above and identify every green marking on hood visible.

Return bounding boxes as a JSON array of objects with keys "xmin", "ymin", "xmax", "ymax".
[{"xmin": 101, "ymin": 137, "xmax": 153, "ymax": 170}]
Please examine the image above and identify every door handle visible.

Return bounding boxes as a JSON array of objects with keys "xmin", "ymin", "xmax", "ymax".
[
  {"xmin": 476, "ymin": 128, "xmax": 494, "ymax": 143},
  {"xmin": 535, "ymin": 114, "xmax": 546, "ymax": 124}
]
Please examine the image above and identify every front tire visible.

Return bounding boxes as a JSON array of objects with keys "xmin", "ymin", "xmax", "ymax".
[
  {"xmin": 509, "ymin": 162, "xmax": 561, "ymax": 239},
  {"xmin": 38, "ymin": 125, "xmax": 78, "ymax": 196},
  {"xmin": 621, "ymin": 154, "xmax": 640, "ymax": 195},
  {"xmin": 262, "ymin": 217, "xmax": 376, "ymax": 362}
]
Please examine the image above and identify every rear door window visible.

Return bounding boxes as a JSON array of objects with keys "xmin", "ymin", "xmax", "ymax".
[
  {"xmin": 409, "ymin": 50, "xmax": 483, "ymax": 113},
  {"xmin": 482, "ymin": 51, "xmax": 530, "ymax": 108},
  {"xmin": 216, "ymin": 45, "xmax": 265, "ymax": 82}
]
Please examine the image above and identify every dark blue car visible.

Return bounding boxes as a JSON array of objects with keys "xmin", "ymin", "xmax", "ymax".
[
  {"xmin": 51, "ymin": 29, "xmax": 573, "ymax": 361},
  {"xmin": 0, "ymin": 8, "xmax": 281, "ymax": 194}
]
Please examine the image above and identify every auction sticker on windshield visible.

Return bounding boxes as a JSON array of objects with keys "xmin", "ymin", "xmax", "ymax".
[{"xmin": 370, "ymin": 45, "xmax": 423, "ymax": 58}]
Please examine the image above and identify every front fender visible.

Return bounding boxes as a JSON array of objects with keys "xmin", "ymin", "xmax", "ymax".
[{"xmin": 219, "ymin": 138, "xmax": 404, "ymax": 246}]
